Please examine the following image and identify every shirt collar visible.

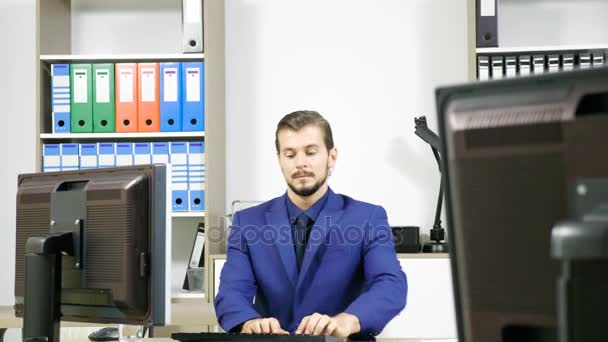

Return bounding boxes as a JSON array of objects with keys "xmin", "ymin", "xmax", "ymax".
[{"xmin": 286, "ymin": 187, "xmax": 330, "ymax": 224}]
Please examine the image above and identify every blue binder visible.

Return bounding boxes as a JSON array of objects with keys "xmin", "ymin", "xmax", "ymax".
[
  {"xmin": 43, "ymin": 144, "xmax": 61, "ymax": 172},
  {"xmin": 160, "ymin": 63, "xmax": 183, "ymax": 132},
  {"xmin": 134, "ymin": 142, "xmax": 152, "ymax": 165},
  {"xmin": 170, "ymin": 141, "xmax": 189, "ymax": 211},
  {"xmin": 181, "ymin": 62, "xmax": 204, "ymax": 131},
  {"xmin": 97, "ymin": 143, "xmax": 116, "ymax": 168},
  {"xmin": 152, "ymin": 142, "xmax": 170, "ymax": 165},
  {"xmin": 187, "ymin": 141, "xmax": 205, "ymax": 211},
  {"xmin": 60, "ymin": 143, "xmax": 79, "ymax": 171},
  {"xmin": 116, "ymin": 143, "xmax": 134, "ymax": 166},
  {"xmin": 51, "ymin": 64, "xmax": 71, "ymax": 133},
  {"xmin": 79, "ymin": 143, "xmax": 98, "ymax": 169}
]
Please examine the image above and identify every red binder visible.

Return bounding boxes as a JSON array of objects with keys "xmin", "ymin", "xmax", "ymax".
[
  {"xmin": 137, "ymin": 63, "xmax": 160, "ymax": 132},
  {"xmin": 115, "ymin": 63, "xmax": 138, "ymax": 132}
]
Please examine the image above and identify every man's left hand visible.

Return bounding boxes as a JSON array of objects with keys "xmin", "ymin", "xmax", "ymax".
[{"xmin": 295, "ymin": 312, "xmax": 361, "ymax": 338}]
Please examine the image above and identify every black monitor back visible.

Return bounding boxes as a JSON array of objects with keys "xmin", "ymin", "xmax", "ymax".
[
  {"xmin": 437, "ymin": 67, "xmax": 608, "ymax": 342},
  {"xmin": 15, "ymin": 165, "xmax": 168, "ymax": 326}
]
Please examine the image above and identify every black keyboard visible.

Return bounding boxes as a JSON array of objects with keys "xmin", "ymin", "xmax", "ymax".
[{"xmin": 171, "ymin": 332, "xmax": 344, "ymax": 342}]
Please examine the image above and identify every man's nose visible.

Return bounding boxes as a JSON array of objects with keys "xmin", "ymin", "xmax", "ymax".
[{"xmin": 294, "ymin": 153, "xmax": 308, "ymax": 168}]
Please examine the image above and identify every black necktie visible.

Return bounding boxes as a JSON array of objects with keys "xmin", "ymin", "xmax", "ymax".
[{"xmin": 294, "ymin": 213, "xmax": 311, "ymax": 271}]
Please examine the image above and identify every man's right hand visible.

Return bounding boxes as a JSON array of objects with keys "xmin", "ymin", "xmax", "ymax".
[{"xmin": 241, "ymin": 317, "xmax": 289, "ymax": 334}]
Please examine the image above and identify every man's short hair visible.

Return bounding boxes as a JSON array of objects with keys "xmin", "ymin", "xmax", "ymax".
[{"xmin": 275, "ymin": 110, "xmax": 334, "ymax": 153}]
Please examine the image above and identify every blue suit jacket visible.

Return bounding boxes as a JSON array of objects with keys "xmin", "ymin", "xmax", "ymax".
[{"xmin": 214, "ymin": 189, "xmax": 407, "ymax": 337}]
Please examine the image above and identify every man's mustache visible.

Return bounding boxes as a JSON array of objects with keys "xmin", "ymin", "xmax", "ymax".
[{"xmin": 292, "ymin": 171, "xmax": 314, "ymax": 179}]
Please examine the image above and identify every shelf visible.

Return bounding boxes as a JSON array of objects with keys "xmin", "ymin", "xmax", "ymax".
[
  {"xmin": 172, "ymin": 212, "xmax": 205, "ymax": 218},
  {"xmin": 172, "ymin": 289, "xmax": 206, "ymax": 301},
  {"xmin": 40, "ymin": 132, "xmax": 205, "ymax": 140},
  {"xmin": 477, "ymin": 44, "xmax": 608, "ymax": 54},
  {"xmin": 40, "ymin": 53, "xmax": 205, "ymax": 63}
]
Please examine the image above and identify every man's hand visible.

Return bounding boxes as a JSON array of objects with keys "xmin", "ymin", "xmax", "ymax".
[
  {"xmin": 295, "ymin": 312, "xmax": 361, "ymax": 338},
  {"xmin": 241, "ymin": 317, "xmax": 289, "ymax": 334}
]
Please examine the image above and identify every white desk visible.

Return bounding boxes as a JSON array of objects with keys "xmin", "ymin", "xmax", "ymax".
[{"xmin": 210, "ymin": 253, "xmax": 457, "ymax": 340}]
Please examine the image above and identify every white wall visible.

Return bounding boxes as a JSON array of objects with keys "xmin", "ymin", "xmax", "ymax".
[
  {"xmin": 225, "ymin": 0, "xmax": 469, "ymax": 236},
  {"xmin": 499, "ymin": 0, "xmax": 608, "ymax": 47},
  {"xmin": 0, "ymin": 0, "xmax": 38, "ymax": 306}
]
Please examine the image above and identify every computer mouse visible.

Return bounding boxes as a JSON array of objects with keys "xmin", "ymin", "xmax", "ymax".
[{"xmin": 88, "ymin": 327, "xmax": 119, "ymax": 341}]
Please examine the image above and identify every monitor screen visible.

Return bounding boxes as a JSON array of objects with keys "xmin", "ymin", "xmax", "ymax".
[
  {"xmin": 15, "ymin": 165, "xmax": 170, "ymax": 337},
  {"xmin": 437, "ymin": 67, "xmax": 608, "ymax": 342}
]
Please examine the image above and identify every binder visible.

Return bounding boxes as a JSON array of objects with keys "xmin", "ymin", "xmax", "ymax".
[
  {"xmin": 70, "ymin": 64, "xmax": 93, "ymax": 133},
  {"xmin": 60, "ymin": 143, "xmax": 79, "ymax": 171},
  {"xmin": 152, "ymin": 142, "xmax": 170, "ymax": 165},
  {"xmin": 97, "ymin": 142, "xmax": 116, "ymax": 168},
  {"xmin": 477, "ymin": 56, "xmax": 490, "ymax": 81},
  {"xmin": 170, "ymin": 141, "xmax": 189, "ymax": 211},
  {"xmin": 92, "ymin": 63, "xmax": 116, "ymax": 132},
  {"xmin": 51, "ymin": 64, "xmax": 71, "ymax": 133},
  {"xmin": 116, "ymin": 143, "xmax": 134, "ymax": 166},
  {"xmin": 134, "ymin": 142, "xmax": 152, "ymax": 165},
  {"xmin": 519, "ymin": 55, "xmax": 531, "ymax": 76},
  {"xmin": 181, "ymin": 0, "xmax": 204, "ymax": 53},
  {"xmin": 43, "ymin": 144, "xmax": 61, "ymax": 172},
  {"xmin": 79, "ymin": 143, "xmax": 98, "ymax": 169},
  {"xmin": 532, "ymin": 55, "xmax": 545, "ymax": 74},
  {"xmin": 115, "ymin": 63, "xmax": 138, "ymax": 132},
  {"xmin": 547, "ymin": 54, "xmax": 560, "ymax": 73},
  {"xmin": 137, "ymin": 63, "xmax": 160, "ymax": 132},
  {"xmin": 593, "ymin": 52, "xmax": 605, "ymax": 67},
  {"xmin": 181, "ymin": 62, "xmax": 205, "ymax": 131},
  {"xmin": 505, "ymin": 56, "xmax": 517, "ymax": 77},
  {"xmin": 476, "ymin": 0, "xmax": 498, "ymax": 47},
  {"xmin": 562, "ymin": 54, "xmax": 574, "ymax": 71},
  {"xmin": 579, "ymin": 53, "xmax": 591, "ymax": 69},
  {"xmin": 491, "ymin": 56, "xmax": 503, "ymax": 79},
  {"xmin": 188, "ymin": 141, "xmax": 205, "ymax": 211},
  {"xmin": 160, "ymin": 63, "xmax": 183, "ymax": 132},
  {"xmin": 182, "ymin": 222, "xmax": 205, "ymax": 290}
]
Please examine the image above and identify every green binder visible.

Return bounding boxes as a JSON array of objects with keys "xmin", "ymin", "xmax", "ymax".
[
  {"xmin": 70, "ymin": 64, "xmax": 93, "ymax": 133},
  {"xmin": 92, "ymin": 64, "xmax": 116, "ymax": 132}
]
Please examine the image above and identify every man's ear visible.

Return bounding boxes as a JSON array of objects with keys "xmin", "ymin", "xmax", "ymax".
[{"xmin": 328, "ymin": 147, "xmax": 337, "ymax": 169}]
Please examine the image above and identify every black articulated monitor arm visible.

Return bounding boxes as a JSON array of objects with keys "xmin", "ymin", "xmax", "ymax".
[{"xmin": 414, "ymin": 116, "xmax": 448, "ymax": 253}]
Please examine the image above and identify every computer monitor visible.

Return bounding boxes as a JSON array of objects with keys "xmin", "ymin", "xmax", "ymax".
[
  {"xmin": 15, "ymin": 164, "xmax": 170, "ymax": 341},
  {"xmin": 437, "ymin": 67, "xmax": 608, "ymax": 342}
]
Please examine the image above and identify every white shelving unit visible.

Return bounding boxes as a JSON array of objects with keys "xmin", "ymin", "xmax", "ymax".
[
  {"xmin": 41, "ymin": 53, "xmax": 205, "ymax": 61},
  {"xmin": 471, "ymin": 1, "xmax": 608, "ymax": 80},
  {"xmin": 35, "ymin": 1, "xmax": 226, "ymax": 318},
  {"xmin": 40, "ymin": 132, "xmax": 205, "ymax": 140}
]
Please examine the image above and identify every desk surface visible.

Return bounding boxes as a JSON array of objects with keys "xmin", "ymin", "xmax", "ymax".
[
  {"xmin": 0, "ymin": 302, "xmax": 217, "ymax": 328},
  {"xmin": 61, "ymin": 339, "xmax": 456, "ymax": 342}
]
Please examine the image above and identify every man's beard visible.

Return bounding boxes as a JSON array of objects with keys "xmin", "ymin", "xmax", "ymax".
[{"xmin": 287, "ymin": 168, "xmax": 329, "ymax": 197}]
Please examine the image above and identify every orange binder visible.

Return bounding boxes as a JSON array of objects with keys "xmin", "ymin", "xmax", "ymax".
[
  {"xmin": 115, "ymin": 63, "xmax": 138, "ymax": 132},
  {"xmin": 137, "ymin": 63, "xmax": 160, "ymax": 132}
]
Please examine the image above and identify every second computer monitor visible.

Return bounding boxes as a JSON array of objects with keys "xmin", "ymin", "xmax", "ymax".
[{"xmin": 437, "ymin": 67, "xmax": 608, "ymax": 342}]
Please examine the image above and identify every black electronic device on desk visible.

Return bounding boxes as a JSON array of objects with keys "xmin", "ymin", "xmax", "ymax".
[
  {"xmin": 14, "ymin": 165, "xmax": 169, "ymax": 342},
  {"xmin": 171, "ymin": 332, "xmax": 346, "ymax": 342},
  {"xmin": 414, "ymin": 115, "xmax": 448, "ymax": 253},
  {"xmin": 437, "ymin": 65, "xmax": 608, "ymax": 342}
]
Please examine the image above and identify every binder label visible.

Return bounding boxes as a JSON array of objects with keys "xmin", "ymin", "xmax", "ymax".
[
  {"xmin": 53, "ymin": 75, "xmax": 69, "ymax": 87},
  {"xmin": 164, "ymin": 68, "xmax": 179, "ymax": 102},
  {"xmin": 481, "ymin": 0, "xmax": 495, "ymax": 17},
  {"xmin": 73, "ymin": 70, "xmax": 88, "ymax": 103},
  {"xmin": 142, "ymin": 68, "xmax": 156, "ymax": 102},
  {"xmin": 95, "ymin": 70, "xmax": 110, "ymax": 103},
  {"xmin": 119, "ymin": 70, "xmax": 134, "ymax": 103},
  {"xmin": 186, "ymin": 68, "xmax": 201, "ymax": 102}
]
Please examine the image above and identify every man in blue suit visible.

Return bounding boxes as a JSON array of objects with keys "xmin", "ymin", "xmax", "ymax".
[{"xmin": 214, "ymin": 111, "xmax": 407, "ymax": 339}]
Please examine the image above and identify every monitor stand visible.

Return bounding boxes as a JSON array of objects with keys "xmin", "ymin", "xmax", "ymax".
[{"xmin": 23, "ymin": 227, "xmax": 82, "ymax": 342}]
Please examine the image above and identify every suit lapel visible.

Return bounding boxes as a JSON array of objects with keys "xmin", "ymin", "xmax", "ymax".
[
  {"xmin": 265, "ymin": 194, "xmax": 298, "ymax": 288},
  {"xmin": 296, "ymin": 189, "xmax": 345, "ymax": 289}
]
